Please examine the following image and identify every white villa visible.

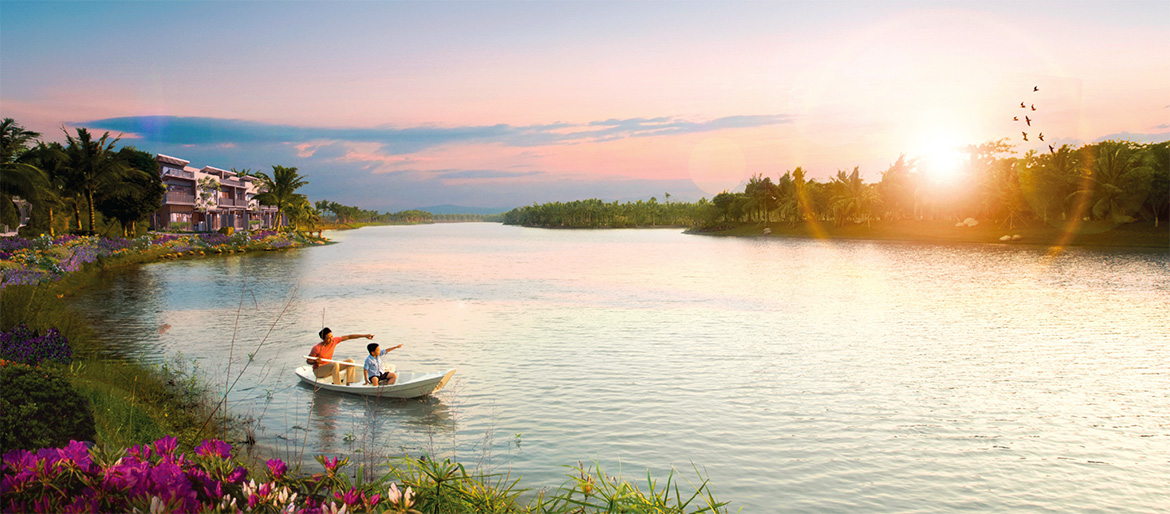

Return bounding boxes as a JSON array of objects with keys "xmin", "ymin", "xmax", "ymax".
[{"xmin": 151, "ymin": 154, "xmax": 282, "ymax": 231}]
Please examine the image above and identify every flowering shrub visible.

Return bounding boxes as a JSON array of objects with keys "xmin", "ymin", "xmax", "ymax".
[
  {"xmin": 0, "ymin": 324, "xmax": 71, "ymax": 365},
  {"xmin": 0, "ymin": 231, "xmax": 317, "ymax": 289},
  {"xmin": 0, "ymin": 438, "xmax": 418, "ymax": 514},
  {"xmin": 1, "ymin": 437, "xmax": 728, "ymax": 513}
]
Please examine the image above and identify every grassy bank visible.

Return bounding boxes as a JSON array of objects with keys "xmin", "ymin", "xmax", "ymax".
[
  {"xmin": 694, "ymin": 219, "xmax": 1169, "ymax": 250},
  {"xmin": 0, "ymin": 230, "xmax": 327, "ymax": 454}
]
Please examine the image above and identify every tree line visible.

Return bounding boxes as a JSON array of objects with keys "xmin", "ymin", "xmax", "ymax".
[{"xmin": 503, "ymin": 139, "xmax": 1169, "ymax": 230}]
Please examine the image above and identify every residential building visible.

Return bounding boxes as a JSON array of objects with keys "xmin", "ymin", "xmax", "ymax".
[{"xmin": 150, "ymin": 154, "xmax": 281, "ymax": 231}]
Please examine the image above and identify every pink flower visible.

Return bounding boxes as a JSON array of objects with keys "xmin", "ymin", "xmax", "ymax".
[
  {"xmin": 387, "ymin": 483, "xmax": 414, "ymax": 508},
  {"xmin": 194, "ymin": 439, "xmax": 231, "ymax": 459},
  {"xmin": 334, "ymin": 487, "xmax": 360, "ymax": 506},
  {"xmin": 266, "ymin": 458, "xmax": 287, "ymax": 479},
  {"xmin": 152, "ymin": 436, "xmax": 178, "ymax": 458},
  {"xmin": 322, "ymin": 456, "xmax": 340, "ymax": 472},
  {"xmin": 227, "ymin": 466, "xmax": 248, "ymax": 483}
]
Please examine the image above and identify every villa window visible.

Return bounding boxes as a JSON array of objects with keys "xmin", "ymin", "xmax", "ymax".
[{"xmin": 170, "ymin": 212, "xmax": 191, "ymax": 223}]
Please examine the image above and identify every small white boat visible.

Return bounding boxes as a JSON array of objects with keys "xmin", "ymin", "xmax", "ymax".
[{"xmin": 294, "ymin": 365, "xmax": 456, "ymax": 398}]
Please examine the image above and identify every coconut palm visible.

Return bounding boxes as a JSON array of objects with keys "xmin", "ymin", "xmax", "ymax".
[
  {"xmin": 1019, "ymin": 145, "xmax": 1079, "ymax": 223},
  {"xmin": 1068, "ymin": 141, "xmax": 1152, "ymax": 224},
  {"xmin": 830, "ymin": 167, "xmax": 879, "ymax": 227},
  {"xmin": 255, "ymin": 165, "xmax": 308, "ymax": 229},
  {"xmin": 1, "ymin": 118, "xmax": 50, "ymax": 229},
  {"xmin": 1138, "ymin": 141, "xmax": 1169, "ymax": 227},
  {"xmin": 63, "ymin": 127, "xmax": 144, "ymax": 233},
  {"xmin": 283, "ymin": 195, "xmax": 320, "ymax": 233}
]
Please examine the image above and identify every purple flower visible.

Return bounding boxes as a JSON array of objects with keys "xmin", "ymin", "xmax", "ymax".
[
  {"xmin": 321, "ymin": 456, "xmax": 340, "ymax": 473},
  {"xmin": 127, "ymin": 443, "xmax": 154, "ymax": 462},
  {"xmin": 194, "ymin": 439, "xmax": 231, "ymax": 459},
  {"xmin": 153, "ymin": 436, "xmax": 178, "ymax": 458},
  {"xmin": 266, "ymin": 458, "xmax": 287, "ymax": 480},
  {"xmin": 334, "ymin": 488, "xmax": 360, "ymax": 506},
  {"xmin": 226, "ymin": 466, "xmax": 247, "ymax": 483}
]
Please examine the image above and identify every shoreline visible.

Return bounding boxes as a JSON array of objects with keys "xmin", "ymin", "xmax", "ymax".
[
  {"xmin": 688, "ymin": 219, "xmax": 1169, "ymax": 251},
  {"xmin": 1, "ymin": 230, "xmax": 330, "ymax": 454}
]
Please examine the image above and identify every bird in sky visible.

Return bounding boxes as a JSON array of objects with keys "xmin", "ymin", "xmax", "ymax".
[
  {"xmin": 1022, "ymin": 132, "xmax": 1029, "ymax": 141},
  {"xmin": 1026, "ymin": 116, "xmax": 1032, "ymax": 126},
  {"xmin": 1021, "ymin": 102, "xmax": 1026, "ymax": 108},
  {"xmin": 1039, "ymin": 133, "xmax": 1045, "ymax": 141},
  {"xmin": 1031, "ymin": 104, "xmax": 1037, "ymax": 111},
  {"xmin": 1049, "ymin": 144, "xmax": 1055, "ymax": 154},
  {"xmin": 1013, "ymin": 116, "xmax": 1019, "ymax": 121},
  {"xmin": 1034, "ymin": 86, "xmax": 1039, "ymax": 92}
]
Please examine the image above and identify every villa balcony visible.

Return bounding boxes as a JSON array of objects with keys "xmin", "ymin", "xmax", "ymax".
[
  {"xmin": 217, "ymin": 197, "xmax": 248, "ymax": 208},
  {"xmin": 162, "ymin": 168, "xmax": 195, "ymax": 180},
  {"xmin": 164, "ymin": 192, "xmax": 196, "ymax": 205}
]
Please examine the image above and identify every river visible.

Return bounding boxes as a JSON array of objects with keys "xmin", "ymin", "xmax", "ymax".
[{"xmin": 73, "ymin": 223, "xmax": 1170, "ymax": 512}]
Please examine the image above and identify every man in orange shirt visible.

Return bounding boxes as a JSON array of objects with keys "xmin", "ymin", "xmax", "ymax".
[{"xmin": 307, "ymin": 327, "xmax": 373, "ymax": 385}]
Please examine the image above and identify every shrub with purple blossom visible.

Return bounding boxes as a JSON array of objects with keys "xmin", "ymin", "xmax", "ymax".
[
  {"xmin": 1, "ymin": 437, "xmax": 728, "ymax": 513},
  {"xmin": 0, "ymin": 324, "xmax": 71, "ymax": 365},
  {"xmin": 0, "ymin": 268, "xmax": 47, "ymax": 287}
]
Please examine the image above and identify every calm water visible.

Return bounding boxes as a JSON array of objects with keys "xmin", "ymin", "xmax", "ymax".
[{"xmin": 74, "ymin": 223, "xmax": 1170, "ymax": 512}]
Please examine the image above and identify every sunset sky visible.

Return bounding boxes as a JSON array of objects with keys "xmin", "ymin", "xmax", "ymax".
[{"xmin": 2, "ymin": 1, "xmax": 1167, "ymax": 211}]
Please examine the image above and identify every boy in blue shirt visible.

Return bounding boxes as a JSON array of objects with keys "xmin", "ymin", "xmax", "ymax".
[{"xmin": 364, "ymin": 342, "xmax": 402, "ymax": 385}]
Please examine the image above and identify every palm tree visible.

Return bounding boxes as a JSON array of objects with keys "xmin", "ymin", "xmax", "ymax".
[
  {"xmin": 830, "ymin": 167, "xmax": 879, "ymax": 227},
  {"xmin": 63, "ymin": 127, "xmax": 139, "ymax": 233},
  {"xmin": 1019, "ymin": 145, "xmax": 1079, "ymax": 223},
  {"xmin": 1, "ymin": 118, "xmax": 50, "ymax": 230},
  {"xmin": 1141, "ymin": 141, "xmax": 1169, "ymax": 227},
  {"xmin": 283, "ymin": 195, "xmax": 319, "ymax": 233},
  {"xmin": 24, "ymin": 142, "xmax": 72, "ymax": 236},
  {"xmin": 255, "ymin": 165, "xmax": 308, "ymax": 229},
  {"xmin": 1069, "ymin": 141, "xmax": 1152, "ymax": 224}
]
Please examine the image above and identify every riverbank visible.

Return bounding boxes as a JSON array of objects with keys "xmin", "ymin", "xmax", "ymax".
[
  {"xmin": 691, "ymin": 219, "xmax": 1169, "ymax": 250},
  {"xmin": 0, "ymin": 230, "xmax": 327, "ymax": 454}
]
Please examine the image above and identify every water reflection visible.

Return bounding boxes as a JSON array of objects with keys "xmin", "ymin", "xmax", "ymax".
[{"xmin": 70, "ymin": 224, "xmax": 1170, "ymax": 512}]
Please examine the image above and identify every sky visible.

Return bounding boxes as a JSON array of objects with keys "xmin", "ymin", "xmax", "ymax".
[{"xmin": 2, "ymin": 1, "xmax": 1168, "ymax": 211}]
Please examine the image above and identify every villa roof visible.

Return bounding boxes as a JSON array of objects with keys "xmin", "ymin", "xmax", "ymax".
[
  {"xmin": 202, "ymin": 166, "xmax": 231, "ymax": 175},
  {"xmin": 156, "ymin": 154, "xmax": 190, "ymax": 167},
  {"xmin": 183, "ymin": 166, "xmax": 201, "ymax": 173}
]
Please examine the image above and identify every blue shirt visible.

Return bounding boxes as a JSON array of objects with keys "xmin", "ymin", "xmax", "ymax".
[{"xmin": 363, "ymin": 351, "xmax": 386, "ymax": 379}]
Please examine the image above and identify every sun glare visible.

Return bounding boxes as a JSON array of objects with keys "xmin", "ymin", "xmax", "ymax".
[{"xmin": 915, "ymin": 135, "xmax": 967, "ymax": 185}]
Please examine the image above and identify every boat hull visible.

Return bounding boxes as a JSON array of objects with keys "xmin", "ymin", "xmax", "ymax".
[{"xmin": 294, "ymin": 365, "xmax": 455, "ymax": 398}]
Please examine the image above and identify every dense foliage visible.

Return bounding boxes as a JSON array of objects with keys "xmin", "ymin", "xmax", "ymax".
[
  {"xmin": 0, "ymin": 365, "xmax": 96, "ymax": 454},
  {"xmin": 315, "ymin": 199, "xmax": 446, "ymax": 225},
  {"xmin": 502, "ymin": 197, "xmax": 711, "ymax": 228},
  {"xmin": 503, "ymin": 140, "xmax": 1169, "ymax": 230},
  {"xmin": 1, "ymin": 437, "xmax": 727, "ymax": 513},
  {"xmin": 2, "ymin": 119, "xmax": 164, "ymax": 237}
]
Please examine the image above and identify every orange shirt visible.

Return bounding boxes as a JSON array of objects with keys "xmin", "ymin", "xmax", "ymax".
[{"xmin": 307, "ymin": 337, "xmax": 340, "ymax": 369}]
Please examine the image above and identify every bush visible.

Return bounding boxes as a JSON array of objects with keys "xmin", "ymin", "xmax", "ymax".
[
  {"xmin": 217, "ymin": 226, "xmax": 234, "ymax": 236},
  {"xmin": 0, "ymin": 364, "xmax": 96, "ymax": 453}
]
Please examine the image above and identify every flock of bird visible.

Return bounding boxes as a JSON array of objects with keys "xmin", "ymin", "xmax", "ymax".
[{"xmin": 1016, "ymin": 85, "xmax": 1056, "ymax": 154}]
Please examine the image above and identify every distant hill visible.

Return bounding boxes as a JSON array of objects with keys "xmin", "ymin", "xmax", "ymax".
[{"xmin": 416, "ymin": 204, "xmax": 513, "ymax": 215}]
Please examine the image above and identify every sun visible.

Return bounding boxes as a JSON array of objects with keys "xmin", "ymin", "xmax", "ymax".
[{"xmin": 914, "ymin": 134, "xmax": 968, "ymax": 185}]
